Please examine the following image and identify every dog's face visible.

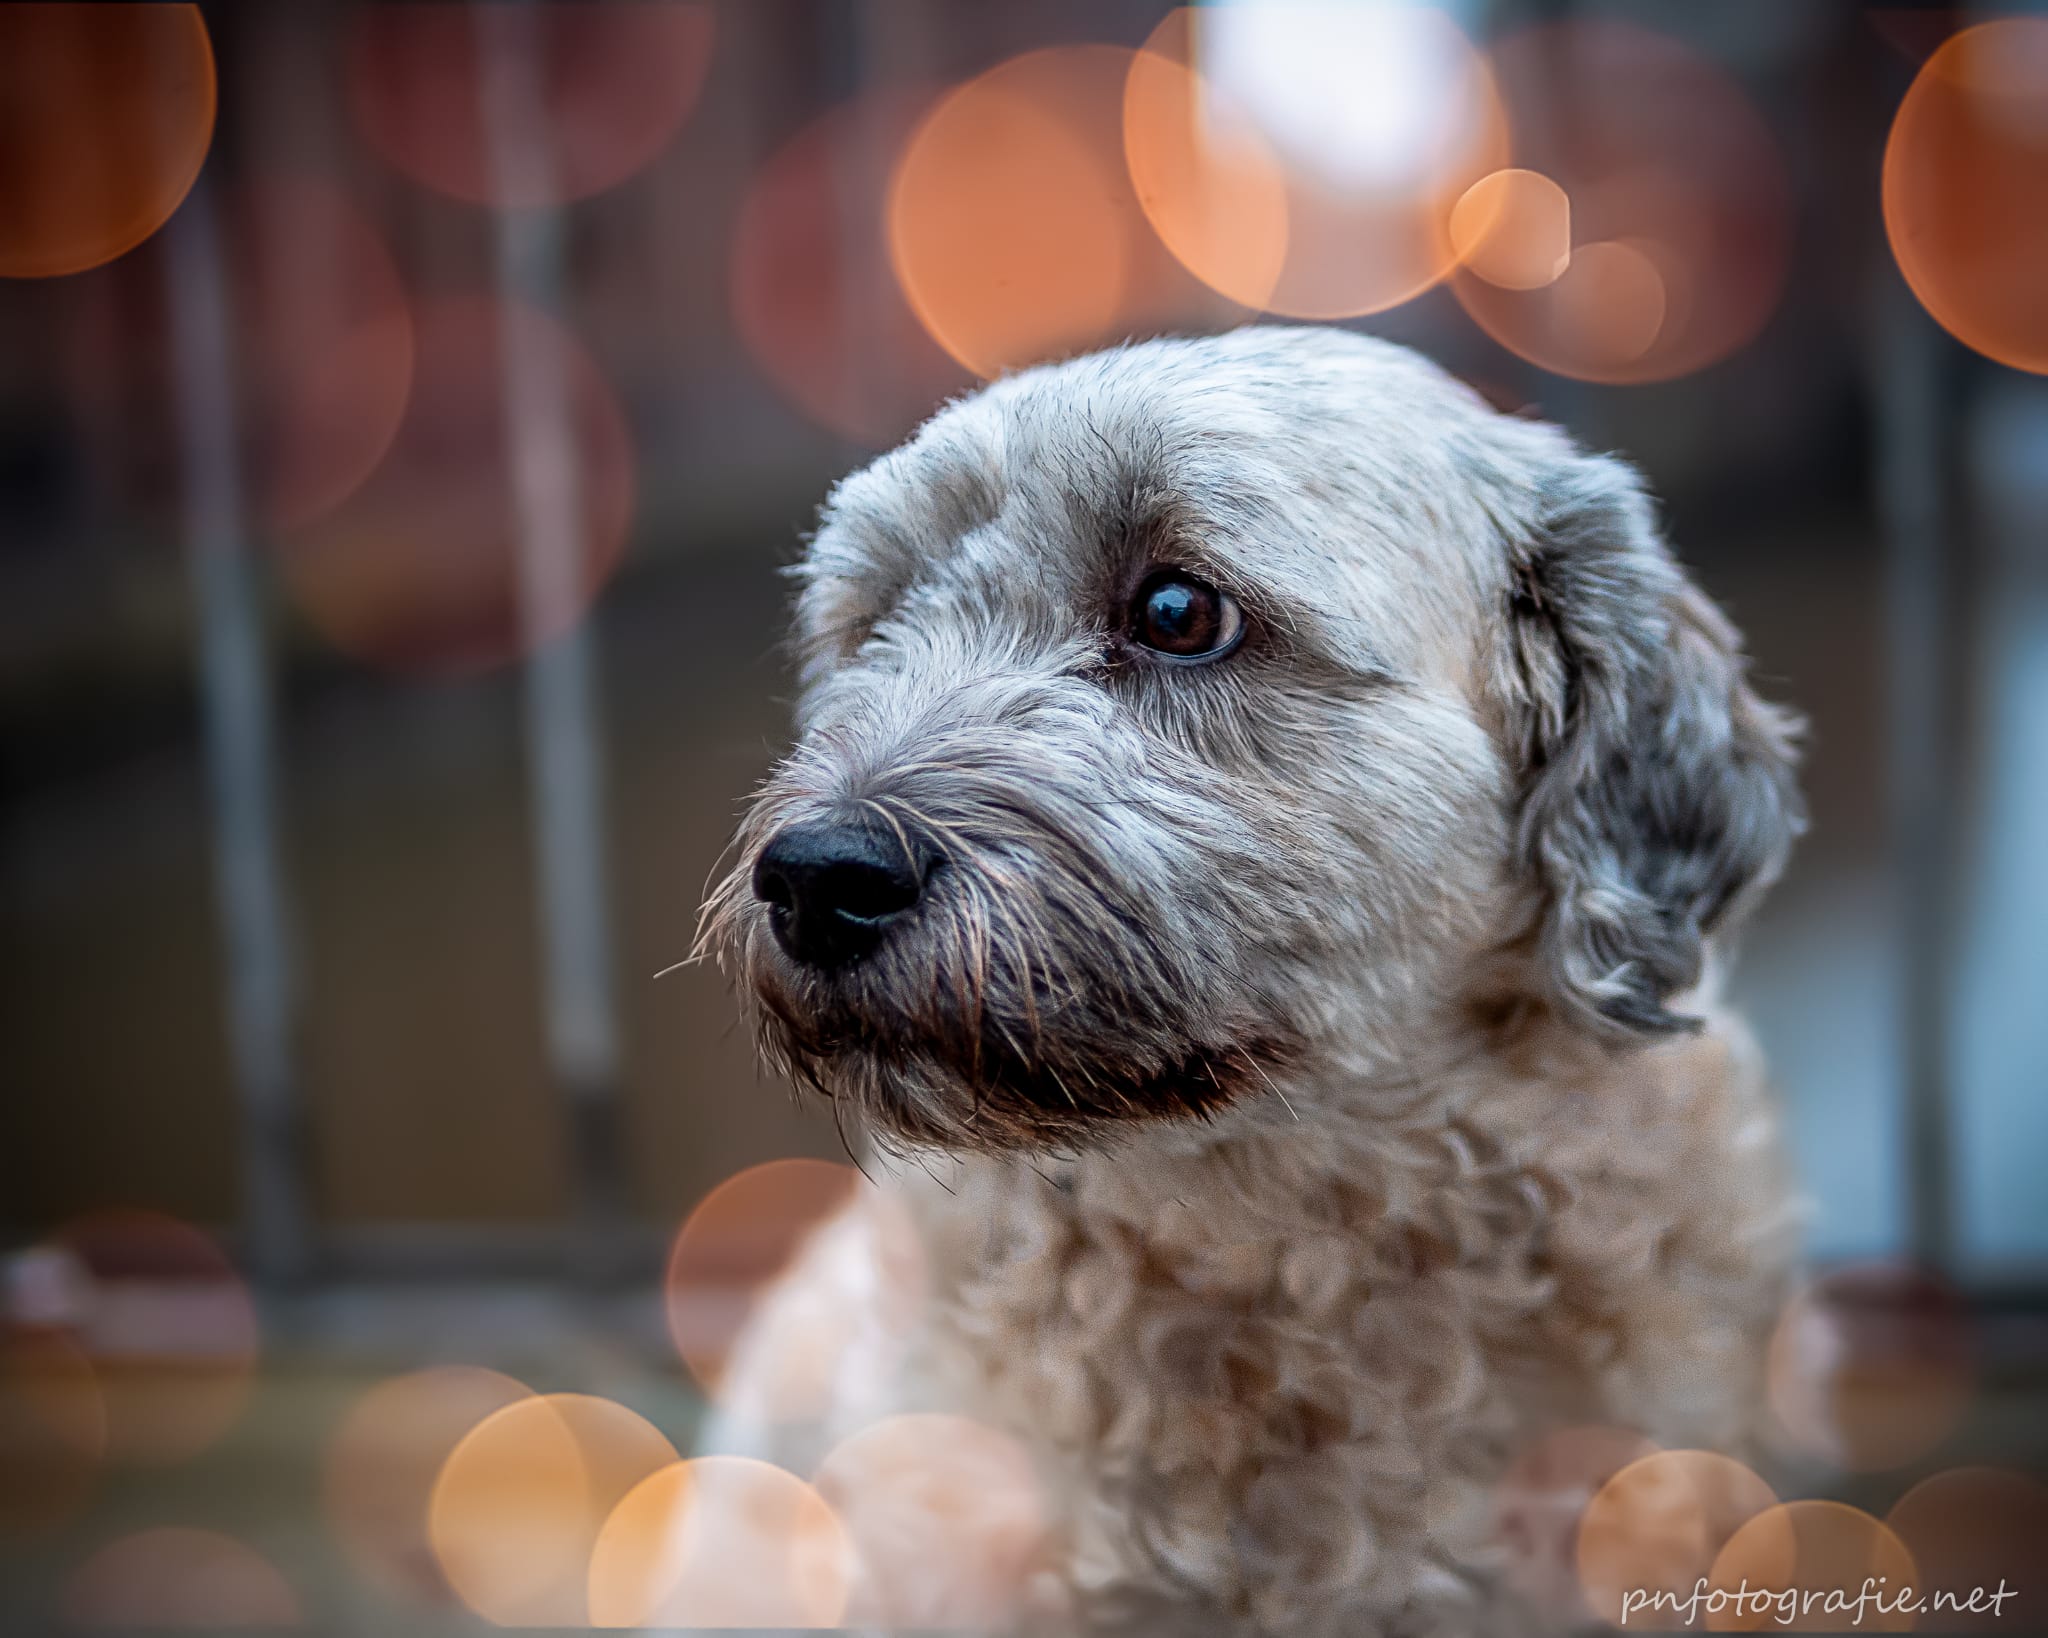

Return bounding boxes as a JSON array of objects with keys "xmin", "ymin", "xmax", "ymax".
[{"xmin": 704, "ymin": 328, "xmax": 1800, "ymax": 1155}]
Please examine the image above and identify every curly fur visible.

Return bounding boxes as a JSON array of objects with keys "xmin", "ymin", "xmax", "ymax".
[{"xmin": 698, "ymin": 327, "xmax": 1804, "ymax": 1634}]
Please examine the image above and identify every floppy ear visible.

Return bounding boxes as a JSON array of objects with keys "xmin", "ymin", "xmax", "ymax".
[{"xmin": 1499, "ymin": 453, "xmax": 1803, "ymax": 1038}]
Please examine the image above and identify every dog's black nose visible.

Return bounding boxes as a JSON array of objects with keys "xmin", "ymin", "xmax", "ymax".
[{"xmin": 753, "ymin": 817, "xmax": 929, "ymax": 969}]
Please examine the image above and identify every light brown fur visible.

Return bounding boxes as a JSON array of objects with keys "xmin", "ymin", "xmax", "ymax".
[{"xmin": 714, "ymin": 999, "xmax": 1794, "ymax": 1634}]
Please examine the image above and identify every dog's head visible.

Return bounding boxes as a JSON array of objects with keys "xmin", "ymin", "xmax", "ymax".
[{"xmin": 703, "ymin": 328, "xmax": 1800, "ymax": 1154}]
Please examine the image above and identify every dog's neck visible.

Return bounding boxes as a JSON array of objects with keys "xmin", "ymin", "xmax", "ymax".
[{"xmin": 891, "ymin": 997, "xmax": 1733, "ymax": 1292}]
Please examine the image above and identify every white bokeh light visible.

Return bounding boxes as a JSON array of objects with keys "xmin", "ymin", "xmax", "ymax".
[{"xmin": 1195, "ymin": 1, "xmax": 1489, "ymax": 195}]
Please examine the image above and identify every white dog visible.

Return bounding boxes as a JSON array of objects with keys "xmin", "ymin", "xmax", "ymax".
[{"xmin": 701, "ymin": 327, "xmax": 1803, "ymax": 1634}]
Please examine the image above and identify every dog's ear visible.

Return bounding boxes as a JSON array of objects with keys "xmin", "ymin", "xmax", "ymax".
[{"xmin": 1497, "ymin": 453, "xmax": 1803, "ymax": 1038}]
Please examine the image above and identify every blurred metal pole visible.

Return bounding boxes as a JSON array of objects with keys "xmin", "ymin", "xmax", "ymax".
[
  {"xmin": 164, "ymin": 183, "xmax": 310, "ymax": 1284},
  {"xmin": 1876, "ymin": 278, "xmax": 1956, "ymax": 1276},
  {"xmin": 478, "ymin": 3, "xmax": 628, "ymax": 1263}
]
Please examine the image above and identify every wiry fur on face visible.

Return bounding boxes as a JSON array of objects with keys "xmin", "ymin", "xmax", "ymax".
[{"xmin": 702, "ymin": 327, "xmax": 1801, "ymax": 1156}]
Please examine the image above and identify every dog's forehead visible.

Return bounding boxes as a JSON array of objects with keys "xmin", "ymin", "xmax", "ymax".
[{"xmin": 810, "ymin": 329, "xmax": 1531, "ymax": 664}]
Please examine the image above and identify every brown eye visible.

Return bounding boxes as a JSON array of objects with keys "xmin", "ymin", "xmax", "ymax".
[{"xmin": 1129, "ymin": 571, "xmax": 1244, "ymax": 661}]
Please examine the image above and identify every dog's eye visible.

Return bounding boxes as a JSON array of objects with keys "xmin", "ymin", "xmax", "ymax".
[{"xmin": 1129, "ymin": 571, "xmax": 1244, "ymax": 661}]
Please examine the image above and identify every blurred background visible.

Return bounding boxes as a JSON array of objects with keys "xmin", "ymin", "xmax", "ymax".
[{"xmin": 2, "ymin": 0, "xmax": 2045, "ymax": 1629}]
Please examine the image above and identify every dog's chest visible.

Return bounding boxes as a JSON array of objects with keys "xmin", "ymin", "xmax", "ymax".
[{"xmin": 907, "ymin": 1150, "xmax": 1564, "ymax": 1621}]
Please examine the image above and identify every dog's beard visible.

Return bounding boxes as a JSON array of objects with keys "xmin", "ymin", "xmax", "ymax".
[
  {"xmin": 754, "ymin": 1022, "xmax": 1284, "ymax": 1156},
  {"xmin": 701, "ymin": 808, "xmax": 1299, "ymax": 1156}
]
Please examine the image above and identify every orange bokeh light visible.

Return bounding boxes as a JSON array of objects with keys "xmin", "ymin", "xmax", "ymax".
[
  {"xmin": 1883, "ymin": 19, "xmax": 2048, "ymax": 374},
  {"xmin": 0, "ymin": 1326, "xmax": 106, "ymax": 1536},
  {"xmin": 1575, "ymin": 1449, "xmax": 1776, "ymax": 1626},
  {"xmin": 1885, "ymin": 1466, "xmax": 2046, "ymax": 1629},
  {"xmin": 1126, "ymin": 5, "xmax": 1507, "ymax": 319},
  {"xmin": 427, "ymin": 1391, "xmax": 677, "ymax": 1626},
  {"xmin": 227, "ymin": 176, "xmax": 415, "ymax": 532},
  {"xmin": 665, "ymin": 1158, "xmax": 903, "ymax": 1419},
  {"xmin": 322, "ymin": 1364, "xmax": 533, "ymax": 1604},
  {"xmin": 588, "ymin": 1455, "xmax": 853, "ymax": 1628},
  {"xmin": 0, "ymin": 4, "xmax": 216, "ymax": 279},
  {"xmin": 1489, "ymin": 1424, "xmax": 1658, "ymax": 1620},
  {"xmin": 731, "ymin": 90, "xmax": 971, "ymax": 447},
  {"xmin": 888, "ymin": 50, "xmax": 1130, "ymax": 378},
  {"xmin": 1546, "ymin": 239, "xmax": 1671, "ymax": 370},
  {"xmin": 61, "ymin": 1528, "xmax": 300, "ymax": 1628},
  {"xmin": 889, "ymin": 45, "xmax": 1249, "ymax": 379},
  {"xmin": 278, "ymin": 293, "xmax": 636, "ymax": 675},
  {"xmin": 814, "ymin": 1413, "xmax": 1050, "ymax": 1628},
  {"xmin": 1706, "ymin": 1501, "xmax": 1917, "ymax": 1632},
  {"xmin": 346, "ymin": 3, "xmax": 715, "ymax": 207},
  {"xmin": 1454, "ymin": 20, "xmax": 1791, "ymax": 383},
  {"xmin": 1450, "ymin": 169, "xmax": 1572, "ymax": 292},
  {"xmin": 1765, "ymin": 1261, "xmax": 1974, "ymax": 1473},
  {"xmin": 1122, "ymin": 37, "xmax": 1290, "ymax": 313},
  {"xmin": 47, "ymin": 1210, "xmax": 259, "ymax": 1467}
]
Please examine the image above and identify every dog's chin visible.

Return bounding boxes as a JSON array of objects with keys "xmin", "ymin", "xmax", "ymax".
[
  {"xmin": 723, "ymin": 897, "xmax": 1306, "ymax": 1155},
  {"xmin": 752, "ymin": 998, "xmax": 1292, "ymax": 1157}
]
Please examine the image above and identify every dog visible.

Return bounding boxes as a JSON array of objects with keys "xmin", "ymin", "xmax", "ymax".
[{"xmin": 700, "ymin": 326, "xmax": 1804, "ymax": 1635}]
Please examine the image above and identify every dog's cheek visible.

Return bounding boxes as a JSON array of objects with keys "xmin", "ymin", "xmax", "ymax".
[{"xmin": 1275, "ymin": 693, "xmax": 1514, "ymax": 964}]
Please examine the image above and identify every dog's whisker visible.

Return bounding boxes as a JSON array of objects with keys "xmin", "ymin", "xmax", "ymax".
[{"xmin": 1236, "ymin": 1049, "xmax": 1298, "ymax": 1123}]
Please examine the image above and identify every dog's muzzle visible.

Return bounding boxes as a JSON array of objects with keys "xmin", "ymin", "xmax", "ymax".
[{"xmin": 751, "ymin": 814, "xmax": 933, "ymax": 970}]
